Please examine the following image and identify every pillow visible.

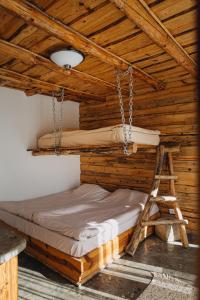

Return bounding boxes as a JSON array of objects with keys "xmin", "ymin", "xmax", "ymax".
[{"xmin": 72, "ymin": 184, "xmax": 110, "ymax": 202}]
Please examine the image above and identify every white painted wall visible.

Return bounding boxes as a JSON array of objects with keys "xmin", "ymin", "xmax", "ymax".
[{"xmin": 0, "ymin": 87, "xmax": 80, "ymax": 201}]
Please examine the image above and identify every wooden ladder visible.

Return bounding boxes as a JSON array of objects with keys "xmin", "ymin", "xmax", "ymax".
[{"xmin": 126, "ymin": 144, "xmax": 189, "ymax": 256}]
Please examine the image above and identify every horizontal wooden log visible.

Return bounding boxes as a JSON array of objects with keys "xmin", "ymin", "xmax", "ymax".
[
  {"xmin": 0, "ymin": 68, "xmax": 105, "ymax": 102},
  {"xmin": 80, "ymin": 111, "xmax": 197, "ymax": 129},
  {"xmin": 81, "ymin": 172, "xmax": 199, "ymax": 192},
  {"xmin": 81, "ymin": 84, "xmax": 197, "ymax": 114},
  {"xmin": 0, "ymin": 38, "xmax": 122, "ymax": 93},
  {"xmin": 81, "ymin": 158, "xmax": 198, "ymax": 173},
  {"xmin": 81, "ymin": 167, "xmax": 198, "ymax": 186},
  {"xmin": 154, "ymin": 175, "xmax": 178, "ymax": 180},
  {"xmin": 29, "ymin": 143, "xmax": 139, "ymax": 156},
  {"xmin": 81, "ymin": 182, "xmax": 198, "ymax": 202},
  {"xmin": 142, "ymin": 219, "xmax": 188, "ymax": 226},
  {"xmin": 80, "ymin": 102, "xmax": 197, "ymax": 122}
]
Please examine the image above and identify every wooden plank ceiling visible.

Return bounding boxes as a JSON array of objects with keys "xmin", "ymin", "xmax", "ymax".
[{"xmin": 0, "ymin": 0, "xmax": 197, "ymax": 102}]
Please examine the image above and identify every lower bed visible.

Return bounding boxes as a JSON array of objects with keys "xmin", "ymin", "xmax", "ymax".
[{"xmin": 0, "ymin": 184, "xmax": 159, "ymax": 284}]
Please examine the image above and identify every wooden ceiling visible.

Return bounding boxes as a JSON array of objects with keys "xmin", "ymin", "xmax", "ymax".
[{"xmin": 0, "ymin": 0, "xmax": 197, "ymax": 102}]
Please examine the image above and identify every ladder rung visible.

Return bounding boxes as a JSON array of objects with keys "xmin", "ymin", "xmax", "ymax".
[
  {"xmin": 125, "ymin": 143, "xmax": 189, "ymax": 256},
  {"xmin": 142, "ymin": 218, "xmax": 188, "ymax": 226},
  {"xmin": 150, "ymin": 196, "xmax": 177, "ymax": 202},
  {"xmin": 163, "ymin": 146, "xmax": 180, "ymax": 153},
  {"xmin": 150, "ymin": 200, "xmax": 178, "ymax": 208},
  {"xmin": 155, "ymin": 175, "xmax": 177, "ymax": 180},
  {"xmin": 141, "ymin": 145, "xmax": 180, "ymax": 154}
]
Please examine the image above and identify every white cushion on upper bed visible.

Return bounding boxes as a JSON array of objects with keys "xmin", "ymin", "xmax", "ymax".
[{"xmin": 38, "ymin": 124, "xmax": 160, "ymax": 149}]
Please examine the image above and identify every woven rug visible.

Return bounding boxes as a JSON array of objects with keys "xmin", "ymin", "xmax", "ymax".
[{"xmin": 137, "ymin": 273, "xmax": 198, "ymax": 300}]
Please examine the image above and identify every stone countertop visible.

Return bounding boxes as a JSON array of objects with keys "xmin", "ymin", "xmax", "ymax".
[{"xmin": 0, "ymin": 226, "xmax": 26, "ymax": 264}]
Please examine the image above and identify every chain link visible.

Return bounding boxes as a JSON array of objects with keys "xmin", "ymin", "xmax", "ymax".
[
  {"xmin": 52, "ymin": 91, "xmax": 57, "ymax": 152},
  {"xmin": 52, "ymin": 89, "xmax": 64, "ymax": 155},
  {"xmin": 116, "ymin": 66, "xmax": 134, "ymax": 156}
]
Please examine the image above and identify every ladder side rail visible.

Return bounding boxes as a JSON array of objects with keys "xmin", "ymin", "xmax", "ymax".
[
  {"xmin": 126, "ymin": 145, "xmax": 165, "ymax": 255},
  {"xmin": 168, "ymin": 152, "xmax": 176, "ymax": 196},
  {"xmin": 142, "ymin": 145, "xmax": 166, "ymax": 239},
  {"xmin": 126, "ymin": 143, "xmax": 189, "ymax": 256},
  {"xmin": 173, "ymin": 204, "xmax": 189, "ymax": 247},
  {"xmin": 168, "ymin": 152, "xmax": 189, "ymax": 247}
]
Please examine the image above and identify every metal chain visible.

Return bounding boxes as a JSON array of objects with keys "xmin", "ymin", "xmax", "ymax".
[
  {"xmin": 116, "ymin": 66, "xmax": 134, "ymax": 156},
  {"xmin": 51, "ymin": 89, "xmax": 64, "ymax": 155},
  {"xmin": 52, "ymin": 91, "xmax": 58, "ymax": 153},
  {"xmin": 58, "ymin": 88, "xmax": 64, "ymax": 149},
  {"xmin": 128, "ymin": 66, "xmax": 134, "ymax": 144}
]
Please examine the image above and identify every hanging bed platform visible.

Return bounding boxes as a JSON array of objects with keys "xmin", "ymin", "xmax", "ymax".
[
  {"xmin": 0, "ymin": 184, "xmax": 159, "ymax": 285},
  {"xmin": 29, "ymin": 143, "xmax": 138, "ymax": 156},
  {"xmin": 28, "ymin": 124, "xmax": 160, "ymax": 156}
]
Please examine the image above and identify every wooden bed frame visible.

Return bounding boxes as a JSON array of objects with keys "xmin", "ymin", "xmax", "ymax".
[
  {"xmin": 28, "ymin": 143, "xmax": 138, "ymax": 156},
  {"xmin": 0, "ymin": 212, "xmax": 159, "ymax": 285}
]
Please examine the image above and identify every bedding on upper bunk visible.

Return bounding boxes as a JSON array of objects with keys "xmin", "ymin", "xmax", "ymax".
[
  {"xmin": 37, "ymin": 124, "xmax": 160, "ymax": 149},
  {"xmin": 0, "ymin": 184, "xmax": 159, "ymax": 257}
]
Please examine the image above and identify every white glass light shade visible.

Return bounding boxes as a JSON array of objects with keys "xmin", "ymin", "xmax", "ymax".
[{"xmin": 50, "ymin": 49, "xmax": 84, "ymax": 68}]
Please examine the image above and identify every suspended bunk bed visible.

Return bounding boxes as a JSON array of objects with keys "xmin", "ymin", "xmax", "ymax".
[
  {"xmin": 1, "ymin": 66, "xmax": 188, "ymax": 285},
  {"xmin": 28, "ymin": 67, "xmax": 160, "ymax": 156}
]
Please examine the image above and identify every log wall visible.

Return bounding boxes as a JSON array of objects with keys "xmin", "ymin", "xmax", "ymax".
[{"xmin": 80, "ymin": 82, "xmax": 199, "ymax": 232}]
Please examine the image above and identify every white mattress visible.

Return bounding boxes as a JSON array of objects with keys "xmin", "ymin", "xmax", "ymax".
[
  {"xmin": 38, "ymin": 124, "xmax": 160, "ymax": 149},
  {"xmin": 0, "ymin": 184, "xmax": 159, "ymax": 257}
]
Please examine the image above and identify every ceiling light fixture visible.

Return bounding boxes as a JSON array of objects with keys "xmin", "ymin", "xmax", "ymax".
[{"xmin": 50, "ymin": 49, "xmax": 84, "ymax": 69}]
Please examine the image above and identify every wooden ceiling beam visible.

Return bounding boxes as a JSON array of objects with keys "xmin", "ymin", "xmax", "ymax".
[
  {"xmin": 0, "ymin": 38, "xmax": 120, "ymax": 92},
  {"xmin": 0, "ymin": 0, "xmax": 163, "ymax": 90},
  {"xmin": 111, "ymin": 0, "xmax": 196, "ymax": 77},
  {"xmin": 25, "ymin": 88, "xmax": 40, "ymax": 97},
  {"xmin": 0, "ymin": 68, "xmax": 105, "ymax": 102},
  {"xmin": 0, "ymin": 79, "xmax": 10, "ymax": 87}
]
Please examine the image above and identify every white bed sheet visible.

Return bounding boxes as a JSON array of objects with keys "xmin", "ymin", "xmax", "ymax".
[
  {"xmin": 0, "ymin": 184, "xmax": 110, "ymax": 221},
  {"xmin": 0, "ymin": 204, "xmax": 158, "ymax": 257},
  {"xmin": 38, "ymin": 124, "xmax": 160, "ymax": 149},
  {"xmin": 0, "ymin": 184, "xmax": 159, "ymax": 256},
  {"xmin": 33, "ymin": 189, "xmax": 151, "ymax": 241}
]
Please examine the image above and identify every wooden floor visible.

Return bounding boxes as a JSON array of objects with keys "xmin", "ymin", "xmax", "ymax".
[
  {"xmin": 18, "ymin": 235, "xmax": 198, "ymax": 300},
  {"xmin": 0, "ymin": 212, "xmax": 158, "ymax": 285}
]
